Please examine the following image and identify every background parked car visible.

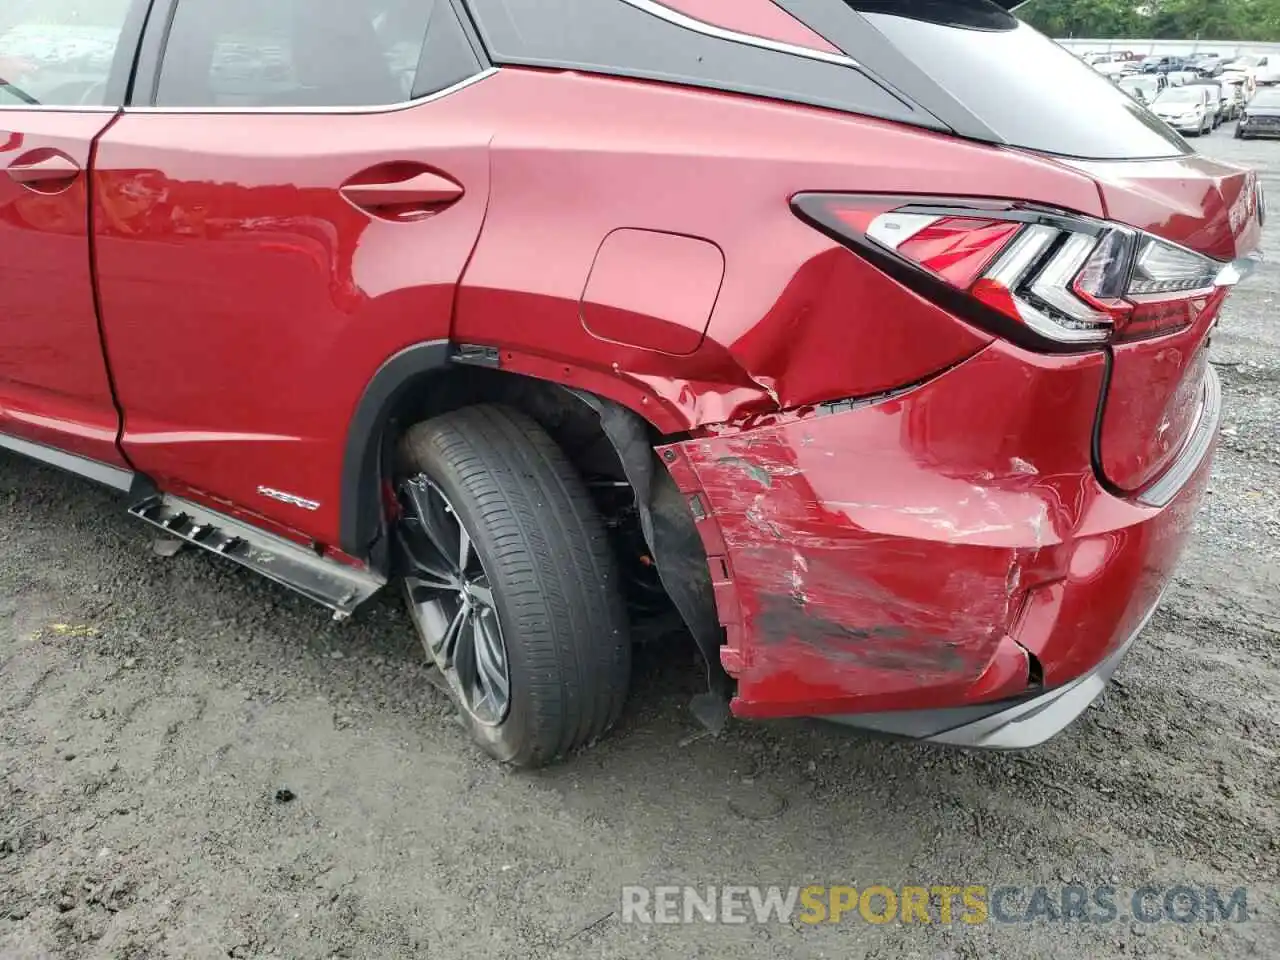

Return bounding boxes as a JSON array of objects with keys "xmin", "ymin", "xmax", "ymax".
[
  {"xmin": 1237, "ymin": 86, "xmax": 1280, "ymax": 138},
  {"xmin": 1222, "ymin": 69, "xmax": 1257, "ymax": 99},
  {"xmin": 1166, "ymin": 69, "xmax": 1199, "ymax": 87},
  {"xmin": 1095, "ymin": 58, "xmax": 1139, "ymax": 78},
  {"xmin": 1150, "ymin": 84, "xmax": 1215, "ymax": 134},
  {"xmin": 1119, "ymin": 74, "xmax": 1164, "ymax": 105},
  {"xmin": 1192, "ymin": 54, "xmax": 1224, "ymax": 77},
  {"xmin": 1224, "ymin": 54, "xmax": 1268, "ymax": 74},
  {"xmin": 1221, "ymin": 76, "xmax": 1250, "ymax": 119},
  {"xmin": 1188, "ymin": 78, "xmax": 1230, "ymax": 125}
]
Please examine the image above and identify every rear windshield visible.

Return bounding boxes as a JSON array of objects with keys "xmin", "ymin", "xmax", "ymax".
[
  {"xmin": 1156, "ymin": 88, "xmax": 1205, "ymax": 104},
  {"xmin": 815, "ymin": 0, "xmax": 1190, "ymax": 159}
]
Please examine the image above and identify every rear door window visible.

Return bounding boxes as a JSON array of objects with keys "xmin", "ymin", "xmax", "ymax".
[
  {"xmin": 778, "ymin": 0, "xmax": 1192, "ymax": 159},
  {"xmin": 0, "ymin": 0, "xmax": 132, "ymax": 106},
  {"xmin": 153, "ymin": 0, "xmax": 480, "ymax": 109}
]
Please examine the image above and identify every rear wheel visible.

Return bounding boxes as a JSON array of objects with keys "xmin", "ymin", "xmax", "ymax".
[{"xmin": 397, "ymin": 405, "xmax": 631, "ymax": 768}]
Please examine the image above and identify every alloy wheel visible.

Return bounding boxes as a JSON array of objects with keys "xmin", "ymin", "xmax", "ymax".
[{"xmin": 398, "ymin": 475, "xmax": 511, "ymax": 726}]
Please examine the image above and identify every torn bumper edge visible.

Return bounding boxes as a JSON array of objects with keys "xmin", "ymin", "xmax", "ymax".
[{"xmin": 824, "ymin": 591, "xmax": 1165, "ymax": 749}]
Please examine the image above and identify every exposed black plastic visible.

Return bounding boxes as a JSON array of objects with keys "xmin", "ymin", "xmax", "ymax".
[
  {"xmin": 340, "ymin": 340, "xmax": 452, "ymax": 561},
  {"xmin": 463, "ymin": 0, "xmax": 937, "ymax": 128}
]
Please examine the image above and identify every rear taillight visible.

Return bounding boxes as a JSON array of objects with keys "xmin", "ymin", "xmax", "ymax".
[{"xmin": 793, "ymin": 194, "xmax": 1256, "ymax": 349}]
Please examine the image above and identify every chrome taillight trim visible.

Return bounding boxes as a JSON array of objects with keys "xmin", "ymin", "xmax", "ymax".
[{"xmin": 1029, "ymin": 233, "xmax": 1108, "ymax": 324}]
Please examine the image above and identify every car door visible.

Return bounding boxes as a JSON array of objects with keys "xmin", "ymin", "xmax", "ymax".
[
  {"xmin": 0, "ymin": 0, "xmax": 147, "ymax": 472},
  {"xmin": 93, "ymin": 0, "xmax": 493, "ymax": 545}
]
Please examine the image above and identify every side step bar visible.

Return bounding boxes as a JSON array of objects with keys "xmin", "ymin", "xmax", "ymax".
[{"xmin": 129, "ymin": 494, "xmax": 385, "ymax": 619}]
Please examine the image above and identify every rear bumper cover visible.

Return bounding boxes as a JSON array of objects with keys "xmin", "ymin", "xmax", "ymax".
[
  {"xmin": 660, "ymin": 342, "xmax": 1219, "ymax": 745},
  {"xmin": 825, "ymin": 593, "xmax": 1162, "ymax": 748}
]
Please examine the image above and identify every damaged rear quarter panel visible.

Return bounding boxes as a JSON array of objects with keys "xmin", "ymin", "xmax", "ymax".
[{"xmin": 666, "ymin": 344, "xmax": 1110, "ymax": 718}]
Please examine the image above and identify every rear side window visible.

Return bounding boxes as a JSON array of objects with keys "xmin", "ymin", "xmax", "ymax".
[
  {"xmin": 780, "ymin": 0, "xmax": 1190, "ymax": 159},
  {"xmin": 0, "ymin": 0, "xmax": 131, "ymax": 107},
  {"xmin": 463, "ymin": 0, "xmax": 934, "ymax": 127},
  {"xmin": 154, "ymin": 0, "xmax": 480, "ymax": 109}
]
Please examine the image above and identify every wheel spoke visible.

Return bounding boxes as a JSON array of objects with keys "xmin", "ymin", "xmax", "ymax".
[
  {"xmin": 458, "ymin": 525, "xmax": 473, "ymax": 577},
  {"xmin": 404, "ymin": 477, "xmax": 461, "ymax": 576},
  {"xmin": 472, "ymin": 621, "xmax": 500, "ymax": 715},
  {"xmin": 398, "ymin": 526, "xmax": 456, "ymax": 589},
  {"xmin": 437, "ymin": 603, "xmax": 470, "ymax": 666},
  {"xmin": 474, "ymin": 615, "xmax": 510, "ymax": 701}
]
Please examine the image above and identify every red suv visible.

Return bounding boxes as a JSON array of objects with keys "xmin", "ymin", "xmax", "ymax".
[{"xmin": 0, "ymin": 0, "xmax": 1261, "ymax": 767}]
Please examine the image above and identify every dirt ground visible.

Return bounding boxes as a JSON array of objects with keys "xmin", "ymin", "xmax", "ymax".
[{"xmin": 2, "ymin": 133, "xmax": 1278, "ymax": 960}]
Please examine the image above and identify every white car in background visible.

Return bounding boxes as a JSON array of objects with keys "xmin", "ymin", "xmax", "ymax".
[
  {"xmin": 1094, "ymin": 59, "xmax": 1138, "ymax": 78},
  {"xmin": 1258, "ymin": 60, "xmax": 1280, "ymax": 87},
  {"xmin": 1224, "ymin": 55, "xmax": 1268, "ymax": 77},
  {"xmin": 1166, "ymin": 70, "xmax": 1199, "ymax": 87},
  {"xmin": 1118, "ymin": 74, "xmax": 1163, "ymax": 106},
  {"xmin": 1150, "ymin": 85, "xmax": 1215, "ymax": 135}
]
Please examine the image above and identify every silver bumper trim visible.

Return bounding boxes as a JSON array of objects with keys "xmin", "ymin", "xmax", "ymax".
[
  {"xmin": 1138, "ymin": 365, "xmax": 1221, "ymax": 509},
  {"xmin": 927, "ymin": 599, "xmax": 1163, "ymax": 749}
]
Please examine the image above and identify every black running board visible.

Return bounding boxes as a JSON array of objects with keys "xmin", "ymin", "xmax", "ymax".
[{"xmin": 129, "ymin": 495, "xmax": 385, "ymax": 619}]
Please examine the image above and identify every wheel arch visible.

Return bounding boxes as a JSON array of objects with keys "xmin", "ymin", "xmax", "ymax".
[
  {"xmin": 338, "ymin": 342, "xmax": 729, "ymax": 700},
  {"xmin": 339, "ymin": 339, "xmax": 453, "ymax": 567},
  {"xmin": 340, "ymin": 342, "xmax": 684, "ymax": 570}
]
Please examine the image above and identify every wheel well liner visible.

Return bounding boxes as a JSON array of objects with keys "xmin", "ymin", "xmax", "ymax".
[{"xmin": 339, "ymin": 339, "xmax": 452, "ymax": 561}]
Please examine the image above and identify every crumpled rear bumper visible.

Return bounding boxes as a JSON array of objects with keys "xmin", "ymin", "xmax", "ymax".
[
  {"xmin": 658, "ymin": 341, "xmax": 1217, "ymax": 742},
  {"xmin": 825, "ymin": 593, "xmax": 1162, "ymax": 748}
]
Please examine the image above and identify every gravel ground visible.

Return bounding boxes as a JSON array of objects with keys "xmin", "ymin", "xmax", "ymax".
[{"xmin": 2, "ymin": 129, "xmax": 1278, "ymax": 960}]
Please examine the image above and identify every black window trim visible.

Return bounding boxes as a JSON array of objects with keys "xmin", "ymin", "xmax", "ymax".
[
  {"xmin": 0, "ymin": 0, "xmax": 155, "ymax": 112},
  {"xmin": 125, "ymin": 0, "xmax": 493, "ymax": 113},
  {"xmin": 772, "ymin": 0, "xmax": 1000, "ymax": 142},
  {"xmin": 460, "ymin": 0, "xmax": 950, "ymax": 131},
  {"xmin": 615, "ymin": 0, "xmax": 858, "ymax": 69}
]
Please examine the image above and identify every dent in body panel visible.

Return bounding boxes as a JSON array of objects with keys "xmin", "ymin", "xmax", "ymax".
[
  {"xmin": 453, "ymin": 69, "xmax": 1107, "ymax": 431},
  {"xmin": 660, "ymin": 342, "xmax": 1117, "ymax": 718}
]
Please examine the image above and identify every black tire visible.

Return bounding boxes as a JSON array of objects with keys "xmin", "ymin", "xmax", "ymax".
[{"xmin": 398, "ymin": 404, "xmax": 631, "ymax": 768}]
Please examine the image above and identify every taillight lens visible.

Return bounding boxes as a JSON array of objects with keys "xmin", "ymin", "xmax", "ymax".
[{"xmin": 793, "ymin": 194, "xmax": 1256, "ymax": 348}]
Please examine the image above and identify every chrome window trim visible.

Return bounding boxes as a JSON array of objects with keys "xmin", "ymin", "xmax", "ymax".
[
  {"xmin": 0, "ymin": 104, "xmax": 119, "ymax": 113},
  {"xmin": 616, "ymin": 0, "xmax": 859, "ymax": 69},
  {"xmin": 123, "ymin": 66, "xmax": 497, "ymax": 116}
]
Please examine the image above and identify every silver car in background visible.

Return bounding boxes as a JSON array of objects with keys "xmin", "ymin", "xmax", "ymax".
[{"xmin": 1150, "ymin": 84, "xmax": 1215, "ymax": 135}]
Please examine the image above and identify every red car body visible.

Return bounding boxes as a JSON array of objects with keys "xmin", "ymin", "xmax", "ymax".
[{"xmin": 0, "ymin": 0, "xmax": 1262, "ymax": 750}]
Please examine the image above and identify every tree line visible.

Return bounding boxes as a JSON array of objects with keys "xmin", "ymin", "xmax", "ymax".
[{"xmin": 1020, "ymin": 0, "xmax": 1280, "ymax": 42}]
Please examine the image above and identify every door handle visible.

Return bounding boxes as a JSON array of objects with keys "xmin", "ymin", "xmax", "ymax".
[
  {"xmin": 8, "ymin": 153, "xmax": 81, "ymax": 188},
  {"xmin": 340, "ymin": 170, "xmax": 464, "ymax": 219}
]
